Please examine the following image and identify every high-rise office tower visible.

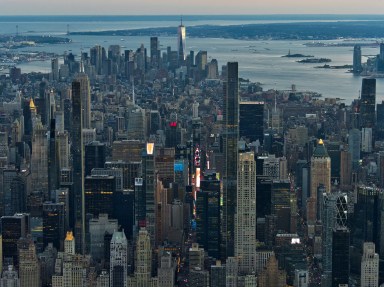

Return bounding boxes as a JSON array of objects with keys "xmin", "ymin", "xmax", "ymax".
[
  {"xmin": 1, "ymin": 213, "xmax": 30, "ymax": 266},
  {"xmin": 18, "ymin": 236, "xmax": 40, "ymax": 287},
  {"xmin": 360, "ymin": 78, "xmax": 376, "ymax": 129},
  {"xmin": 353, "ymin": 185, "xmax": 381, "ymax": 257},
  {"xmin": 195, "ymin": 50, "xmax": 207, "ymax": 72},
  {"xmin": 239, "ymin": 101, "xmax": 265, "ymax": 144},
  {"xmin": 348, "ymin": 128, "xmax": 361, "ymax": 171},
  {"xmin": 222, "ymin": 62, "xmax": 239, "ymax": 259},
  {"xmin": 177, "ymin": 19, "xmax": 186, "ymax": 65},
  {"xmin": 308, "ymin": 139, "xmax": 331, "ymax": 225},
  {"xmin": 43, "ymin": 202, "xmax": 65, "ymax": 251},
  {"xmin": 90, "ymin": 45, "xmax": 103, "ymax": 75},
  {"xmin": 150, "ymin": 37, "xmax": 160, "ymax": 68},
  {"xmin": 361, "ymin": 127, "xmax": 373, "ymax": 153},
  {"xmin": 84, "ymin": 175, "xmax": 115, "ymax": 217},
  {"xmin": 48, "ymin": 119, "xmax": 60, "ymax": 198},
  {"xmin": 271, "ymin": 180, "xmax": 293, "ymax": 233},
  {"xmin": 376, "ymin": 101, "xmax": 384, "ymax": 140},
  {"xmin": 51, "ymin": 58, "xmax": 59, "ymax": 81},
  {"xmin": 142, "ymin": 143, "xmax": 156, "ymax": 245},
  {"xmin": 235, "ymin": 152, "xmax": 257, "ymax": 275},
  {"xmin": 360, "ymin": 242, "xmax": 379, "ymax": 287},
  {"xmin": 321, "ymin": 192, "xmax": 348, "ymax": 282},
  {"xmin": 196, "ymin": 171, "xmax": 221, "ymax": 260},
  {"xmin": 353, "ymin": 45, "xmax": 362, "ymax": 74},
  {"xmin": 71, "ymin": 79, "xmax": 85, "ymax": 254},
  {"xmin": 76, "ymin": 73, "xmax": 91, "ymax": 129},
  {"xmin": 31, "ymin": 120, "xmax": 48, "ymax": 199},
  {"xmin": 84, "ymin": 141, "xmax": 106, "ymax": 176},
  {"xmin": 110, "ymin": 230, "xmax": 128, "ymax": 287},
  {"xmin": 332, "ymin": 228, "xmax": 350, "ymax": 287}
]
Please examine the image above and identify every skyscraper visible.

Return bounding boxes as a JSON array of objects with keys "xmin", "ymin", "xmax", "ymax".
[
  {"xmin": 150, "ymin": 37, "xmax": 160, "ymax": 68},
  {"xmin": 110, "ymin": 230, "xmax": 128, "ymax": 287},
  {"xmin": 235, "ymin": 152, "xmax": 257, "ymax": 275},
  {"xmin": 321, "ymin": 192, "xmax": 348, "ymax": 283},
  {"xmin": 360, "ymin": 242, "xmax": 379, "ymax": 287},
  {"xmin": 71, "ymin": 79, "xmax": 85, "ymax": 254},
  {"xmin": 18, "ymin": 236, "xmax": 40, "ymax": 287},
  {"xmin": 84, "ymin": 174, "xmax": 115, "ymax": 217},
  {"xmin": 332, "ymin": 228, "xmax": 350, "ymax": 287},
  {"xmin": 1, "ymin": 213, "xmax": 30, "ymax": 266},
  {"xmin": 222, "ymin": 62, "xmax": 239, "ymax": 259},
  {"xmin": 177, "ymin": 18, "xmax": 186, "ymax": 65},
  {"xmin": 76, "ymin": 74, "xmax": 91, "ymax": 129},
  {"xmin": 360, "ymin": 78, "xmax": 376, "ymax": 129},
  {"xmin": 48, "ymin": 119, "xmax": 59, "ymax": 198},
  {"xmin": 308, "ymin": 139, "xmax": 331, "ymax": 225},
  {"xmin": 353, "ymin": 45, "xmax": 362, "ymax": 74},
  {"xmin": 142, "ymin": 143, "xmax": 156, "ymax": 245},
  {"xmin": 196, "ymin": 171, "xmax": 221, "ymax": 259},
  {"xmin": 43, "ymin": 202, "xmax": 65, "ymax": 251},
  {"xmin": 239, "ymin": 101, "xmax": 265, "ymax": 144}
]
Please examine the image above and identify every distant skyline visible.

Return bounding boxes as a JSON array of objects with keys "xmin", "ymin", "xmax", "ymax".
[{"xmin": 1, "ymin": 0, "xmax": 384, "ymax": 15}]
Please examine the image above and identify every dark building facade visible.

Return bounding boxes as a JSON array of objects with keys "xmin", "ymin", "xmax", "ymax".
[
  {"xmin": 1, "ymin": 213, "xmax": 30, "ymax": 266},
  {"xmin": 196, "ymin": 172, "xmax": 221, "ymax": 259},
  {"xmin": 332, "ymin": 228, "xmax": 350, "ymax": 287},
  {"xmin": 71, "ymin": 78, "xmax": 85, "ymax": 254},
  {"xmin": 85, "ymin": 141, "xmax": 106, "ymax": 176},
  {"xmin": 360, "ymin": 78, "xmax": 376, "ymax": 129},
  {"xmin": 43, "ymin": 202, "xmax": 65, "ymax": 251},
  {"xmin": 84, "ymin": 175, "xmax": 116, "ymax": 217},
  {"xmin": 239, "ymin": 101, "xmax": 264, "ymax": 144},
  {"xmin": 222, "ymin": 62, "xmax": 239, "ymax": 259}
]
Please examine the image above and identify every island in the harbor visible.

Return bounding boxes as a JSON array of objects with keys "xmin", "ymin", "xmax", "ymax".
[
  {"xmin": 297, "ymin": 58, "xmax": 331, "ymax": 63},
  {"xmin": 315, "ymin": 64, "xmax": 353, "ymax": 69},
  {"xmin": 282, "ymin": 51, "xmax": 314, "ymax": 58},
  {"xmin": 0, "ymin": 35, "xmax": 71, "ymax": 49}
]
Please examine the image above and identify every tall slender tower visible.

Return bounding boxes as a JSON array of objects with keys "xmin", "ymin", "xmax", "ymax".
[
  {"xmin": 222, "ymin": 62, "xmax": 239, "ymax": 259},
  {"xmin": 48, "ymin": 119, "xmax": 59, "ymax": 198},
  {"xmin": 308, "ymin": 139, "xmax": 331, "ymax": 225},
  {"xmin": 235, "ymin": 152, "xmax": 256, "ymax": 275},
  {"xmin": 360, "ymin": 78, "xmax": 376, "ymax": 129},
  {"xmin": 76, "ymin": 73, "xmax": 91, "ymax": 129},
  {"xmin": 142, "ymin": 143, "xmax": 156, "ymax": 246},
  {"xmin": 71, "ymin": 78, "xmax": 85, "ymax": 254},
  {"xmin": 177, "ymin": 17, "xmax": 186, "ymax": 65}
]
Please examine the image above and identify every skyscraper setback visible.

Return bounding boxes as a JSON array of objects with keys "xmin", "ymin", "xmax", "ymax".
[{"xmin": 222, "ymin": 62, "xmax": 239, "ymax": 259}]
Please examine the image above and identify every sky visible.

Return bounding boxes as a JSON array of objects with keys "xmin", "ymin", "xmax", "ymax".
[{"xmin": 1, "ymin": 0, "xmax": 384, "ymax": 15}]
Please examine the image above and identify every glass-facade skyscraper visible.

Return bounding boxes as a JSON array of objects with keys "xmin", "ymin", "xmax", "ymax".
[{"xmin": 222, "ymin": 62, "xmax": 239, "ymax": 259}]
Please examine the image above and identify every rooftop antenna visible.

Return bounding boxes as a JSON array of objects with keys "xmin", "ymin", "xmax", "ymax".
[{"xmin": 180, "ymin": 15, "xmax": 183, "ymax": 26}]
